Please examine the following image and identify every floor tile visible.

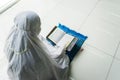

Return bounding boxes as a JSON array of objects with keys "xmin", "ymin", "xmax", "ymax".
[
  {"xmin": 115, "ymin": 43, "xmax": 120, "ymax": 59},
  {"xmin": 0, "ymin": 39, "xmax": 5, "ymax": 60},
  {"xmin": 70, "ymin": 44, "xmax": 113, "ymax": 80},
  {"xmin": 40, "ymin": 0, "xmax": 99, "ymax": 37},
  {"xmin": 78, "ymin": 0, "xmax": 120, "ymax": 56},
  {"xmin": 3, "ymin": 0, "xmax": 63, "ymax": 17},
  {"xmin": 0, "ymin": 57, "xmax": 9, "ymax": 80},
  {"xmin": 107, "ymin": 59, "xmax": 120, "ymax": 80}
]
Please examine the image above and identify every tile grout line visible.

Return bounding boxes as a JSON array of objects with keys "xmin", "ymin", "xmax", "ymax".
[
  {"xmin": 84, "ymin": 43, "xmax": 113, "ymax": 58},
  {"xmin": 86, "ymin": 43, "xmax": 120, "ymax": 62},
  {"xmin": 114, "ymin": 56, "xmax": 120, "ymax": 61},
  {"xmin": 105, "ymin": 41, "xmax": 120, "ymax": 80},
  {"xmin": 77, "ymin": 0, "xmax": 102, "ymax": 31}
]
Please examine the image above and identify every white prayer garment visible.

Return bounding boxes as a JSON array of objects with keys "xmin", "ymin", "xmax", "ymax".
[{"xmin": 4, "ymin": 11, "xmax": 70, "ymax": 80}]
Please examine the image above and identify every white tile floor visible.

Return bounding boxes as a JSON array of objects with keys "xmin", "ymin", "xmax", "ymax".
[{"xmin": 0, "ymin": 0, "xmax": 120, "ymax": 80}]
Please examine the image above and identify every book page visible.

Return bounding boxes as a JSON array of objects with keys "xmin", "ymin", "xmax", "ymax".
[
  {"xmin": 66, "ymin": 38, "xmax": 78, "ymax": 51},
  {"xmin": 57, "ymin": 34, "xmax": 75, "ymax": 48},
  {"xmin": 48, "ymin": 28, "xmax": 66, "ymax": 44}
]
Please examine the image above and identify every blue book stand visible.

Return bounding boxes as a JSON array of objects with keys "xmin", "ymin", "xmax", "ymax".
[{"xmin": 57, "ymin": 24, "xmax": 88, "ymax": 62}]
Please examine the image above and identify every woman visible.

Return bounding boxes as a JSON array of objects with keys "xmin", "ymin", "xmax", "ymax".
[{"xmin": 4, "ymin": 11, "xmax": 70, "ymax": 80}]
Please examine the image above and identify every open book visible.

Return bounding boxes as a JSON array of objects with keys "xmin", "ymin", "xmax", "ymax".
[
  {"xmin": 46, "ymin": 26, "xmax": 66, "ymax": 46},
  {"xmin": 46, "ymin": 26, "xmax": 75, "ymax": 51},
  {"xmin": 46, "ymin": 24, "xmax": 88, "ymax": 61}
]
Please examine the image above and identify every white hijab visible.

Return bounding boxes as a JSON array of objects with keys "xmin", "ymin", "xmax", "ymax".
[{"xmin": 4, "ymin": 11, "xmax": 69, "ymax": 80}]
